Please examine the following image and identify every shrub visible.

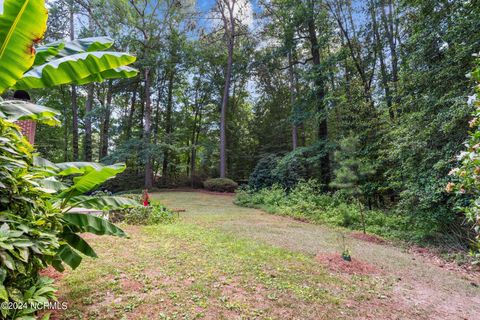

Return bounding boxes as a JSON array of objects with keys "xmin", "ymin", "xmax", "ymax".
[
  {"xmin": 204, "ymin": 178, "xmax": 238, "ymax": 193},
  {"xmin": 0, "ymin": 116, "xmax": 137, "ymax": 319},
  {"xmin": 248, "ymin": 154, "xmax": 280, "ymax": 190},
  {"xmin": 235, "ymin": 180, "xmax": 429, "ymax": 242},
  {"xmin": 447, "ymin": 60, "xmax": 480, "ymax": 262},
  {"xmin": 273, "ymin": 152, "xmax": 309, "ymax": 190},
  {"xmin": 101, "ymin": 168, "xmax": 145, "ymax": 193},
  {"xmin": 112, "ymin": 203, "xmax": 175, "ymax": 225}
]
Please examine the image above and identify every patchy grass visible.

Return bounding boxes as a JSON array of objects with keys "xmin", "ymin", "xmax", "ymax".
[
  {"xmin": 52, "ymin": 191, "xmax": 480, "ymax": 319},
  {"xmin": 54, "ymin": 223, "xmax": 382, "ymax": 319}
]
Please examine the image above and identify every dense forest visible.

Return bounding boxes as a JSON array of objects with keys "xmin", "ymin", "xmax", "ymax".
[{"xmin": 24, "ymin": 0, "xmax": 480, "ymax": 248}]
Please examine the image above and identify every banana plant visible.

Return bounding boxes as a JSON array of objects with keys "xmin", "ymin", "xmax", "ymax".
[
  {"xmin": 0, "ymin": 1, "xmax": 141, "ymax": 316},
  {"xmin": 33, "ymin": 160, "xmax": 140, "ymax": 271},
  {"xmin": 0, "ymin": 0, "xmax": 138, "ymax": 95}
]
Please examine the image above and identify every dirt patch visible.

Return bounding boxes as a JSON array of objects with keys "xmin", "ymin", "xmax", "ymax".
[
  {"xmin": 120, "ymin": 278, "xmax": 144, "ymax": 292},
  {"xmin": 40, "ymin": 266, "xmax": 64, "ymax": 281},
  {"xmin": 408, "ymin": 245, "xmax": 480, "ymax": 281},
  {"xmin": 315, "ymin": 253, "xmax": 381, "ymax": 276},
  {"xmin": 350, "ymin": 232, "xmax": 387, "ymax": 245}
]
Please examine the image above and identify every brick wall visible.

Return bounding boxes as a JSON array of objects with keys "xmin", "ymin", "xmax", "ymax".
[{"xmin": 15, "ymin": 120, "xmax": 36, "ymax": 144}]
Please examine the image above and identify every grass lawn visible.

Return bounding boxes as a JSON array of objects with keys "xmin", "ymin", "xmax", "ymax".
[{"xmin": 51, "ymin": 191, "xmax": 480, "ymax": 319}]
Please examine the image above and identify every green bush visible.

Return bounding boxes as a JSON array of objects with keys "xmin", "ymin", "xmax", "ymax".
[
  {"xmin": 112, "ymin": 203, "xmax": 175, "ymax": 225},
  {"xmin": 248, "ymin": 154, "xmax": 280, "ymax": 190},
  {"xmin": 0, "ymin": 119, "xmax": 61, "ymax": 318},
  {"xmin": 235, "ymin": 180, "xmax": 428, "ymax": 242},
  {"xmin": 204, "ymin": 178, "xmax": 238, "ymax": 193},
  {"xmin": 101, "ymin": 168, "xmax": 145, "ymax": 193}
]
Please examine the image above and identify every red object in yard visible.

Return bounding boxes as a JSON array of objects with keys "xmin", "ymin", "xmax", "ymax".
[
  {"xmin": 142, "ymin": 189, "xmax": 150, "ymax": 207},
  {"xmin": 15, "ymin": 120, "xmax": 36, "ymax": 144}
]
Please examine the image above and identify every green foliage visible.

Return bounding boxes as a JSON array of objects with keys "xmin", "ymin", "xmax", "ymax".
[
  {"xmin": 100, "ymin": 168, "xmax": 145, "ymax": 193},
  {"xmin": 0, "ymin": 0, "xmax": 48, "ymax": 93},
  {"xmin": 204, "ymin": 178, "xmax": 238, "ymax": 193},
  {"xmin": 117, "ymin": 204, "xmax": 176, "ymax": 226},
  {"xmin": 235, "ymin": 181, "xmax": 428, "ymax": 243},
  {"xmin": 330, "ymin": 135, "xmax": 375, "ymax": 197},
  {"xmin": 0, "ymin": 117, "xmax": 63, "ymax": 318},
  {"xmin": 0, "ymin": 1, "xmax": 139, "ymax": 316},
  {"xmin": 248, "ymin": 154, "xmax": 279, "ymax": 190},
  {"xmin": 248, "ymin": 148, "xmax": 317, "ymax": 191},
  {"xmin": 448, "ymin": 60, "xmax": 480, "ymax": 262},
  {"xmin": 272, "ymin": 151, "xmax": 309, "ymax": 190}
]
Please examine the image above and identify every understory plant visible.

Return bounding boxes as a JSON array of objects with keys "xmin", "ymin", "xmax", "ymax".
[
  {"xmin": 447, "ymin": 59, "xmax": 480, "ymax": 263},
  {"xmin": 204, "ymin": 178, "xmax": 238, "ymax": 193},
  {"xmin": 0, "ymin": 115, "xmax": 140, "ymax": 318},
  {"xmin": 111, "ymin": 203, "xmax": 176, "ymax": 225},
  {"xmin": 0, "ymin": 0, "xmax": 139, "ymax": 317},
  {"xmin": 235, "ymin": 180, "xmax": 423, "ymax": 242}
]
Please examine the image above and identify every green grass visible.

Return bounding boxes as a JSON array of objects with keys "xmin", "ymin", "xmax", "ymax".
[
  {"xmin": 53, "ymin": 191, "xmax": 480, "ymax": 319},
  {"xmin": 56, "ymin": 221, "xmax": 375, "ymax": 319}
]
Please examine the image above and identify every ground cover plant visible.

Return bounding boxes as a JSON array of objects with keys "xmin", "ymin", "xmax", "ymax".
[{"xmin": 235, "ymin": 181, "xmax": 423, "ymax": 243}]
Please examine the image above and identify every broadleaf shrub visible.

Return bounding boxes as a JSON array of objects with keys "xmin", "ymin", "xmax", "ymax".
[
  {"xmin": 204, "ymin": 178, "xmax": 238, "ymax": 193},
  {"xmin": 111, "ymin": 202, "xmax": 176, "ymax": 225},
  {"xmin": 248, "ymin": 154, "xmax": 279, "ymax": 190},
  {"xmin": 0, "ymin": 119, "xmax": 62, "ymax": 318},
  {"xmin": 447, "ymin": 60, "xmax": 480, "ymax": 262}
]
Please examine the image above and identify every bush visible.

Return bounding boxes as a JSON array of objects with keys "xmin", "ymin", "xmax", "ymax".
[
  {"xmin": 112, "ymin": 203, "xmax": 175, "ymax": 225},
  {"xmin": 248, "ymin": 154, "xmax": 279, "ymax": 190},
  {"xmin": 0, "ymin": 119, "xmax": 61, "ymax": 318},
  {"xmin": 101, "ymin": 168, "xmax": 145, "ymax": 193},
  {"xmin": 204, "ymin": 178, "xmax": 238, "ymax": 193},
  {"xmin": 235, "ymin": 180, "xmax": 428, "ymax": 242},
  {"xmin": 273, "ymin": 152, "xmax": 309, "ymax": 190}
]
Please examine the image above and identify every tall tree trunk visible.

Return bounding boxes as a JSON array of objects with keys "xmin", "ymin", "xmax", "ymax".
[
  {"xmin": 219, "ymin": 0, "xmax": 236, "ymax": 178},
  {"xmin": 84, "ymin": 14, "xmax": 95, "ymax": 161},
  {"xmin": 307, "ymin": 11, "xmax": 330, "ymax": 188},
  {"xmin": 162, "ymin": 70, "xmax": 175, "ymax": 185},
  {"xmin": 144, "ymin": 69, "xmax": 153, "ymax": 188},
  {"xmin": 288, "ymin": 51, "xmax": 298, "ymax": 150},
  {"xmin": 220, "ymin": 36, "xmax": 233, "ymax": 178},
  {"xmin": 69, "ymin": 4, "xmax": 79, "ymax": 160},
  {"xmin": 62, "ymin": 87, "xmax": 69, "ymax": 161},
  {"xmin": 126, "ymin": 87, "xmax": 137, "ymax": 140},
  {"xmin": 380, "ymin": 0, "xmax": 399, "ymax": 107},
  {"xmin": 84, "ymin": 85, "xmax": 94, "ymax": 161},
  {"xmin": 370, "ymin": 0, "xmax": 394, "ymax": 120},
  {"xmin": 99, "ymin": 82, "xmax": 112, "ymax": 160}
]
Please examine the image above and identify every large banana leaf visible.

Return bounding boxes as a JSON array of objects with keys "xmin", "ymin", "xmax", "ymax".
[
  {"xmin": 0, "ymin": 0, "xmax": 48, "ymax": 93},
  {"xmin": 14, "ymin": 51, "xmax": 137, "ymax": 89},
  {"xmin": 57, "ymin": 244, "xmax": 82, "ymax": 270},
  {"xmin": 33, "ymin": 42, "xmax": 64, "ymax": 67},
  {"xmin": 74, "ymin": 66, "xmax": 138, "ymax": 85},
  {"xmin": 61, "ymin": 233, "xmax": 97, "ymax": 258},
  {"xmin": 54, "ymin": 162, "xmax": 107, "ymax": 175},
  {"xmin": 33, "ymin": 156, "xmax": 56, "ymax": 168},
  {"xmin": 63, "ymin": 213, "xmax": 127, "ymax": 237},
  {"xmin": 0, "ymin": 100, "xmax": 59, "ymax": 126},
  {"xmin": 34, "ymin": 37, "xmax": 114, "ymax": 66},
  {"xmin": 35, "ymin": 178, "xmax": 67, "ymax": 193},
  {"xmin": 68, "ymin": 195, "xmax": 140, "ymax": 211},
  {"xmin": 58, "ymin": 163, "xmax": 126, "ymax": 200}
]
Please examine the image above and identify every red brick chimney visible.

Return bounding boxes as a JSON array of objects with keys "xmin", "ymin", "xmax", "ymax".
[
  {"xmin": 12, "ymin": 90, "xmax": 36, "ymax": 144},
  {"xmin": 15, "ymin": 120, "xmax": 36, "ymax": 144}
]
